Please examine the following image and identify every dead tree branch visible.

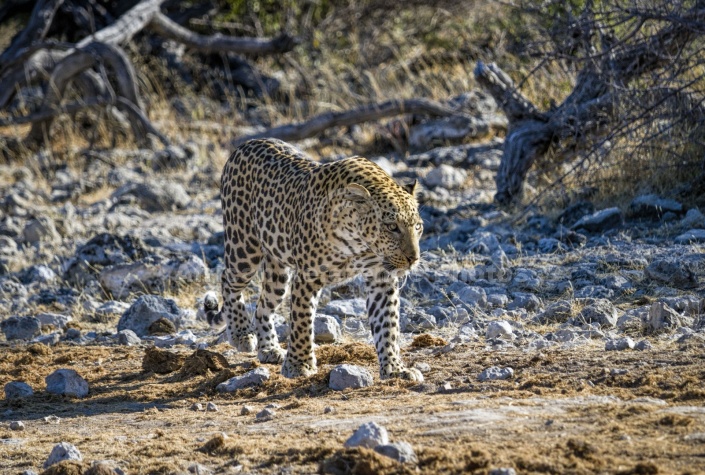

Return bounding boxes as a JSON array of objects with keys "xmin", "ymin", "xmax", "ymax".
[
  {"xmin": 148, "ymin": 12, "xmax": 299, "ymax": 55},
  {"xmin": 0, "ymin": 0, "xmax": 163, "ymax": 110},
  {"xmin": 0, "ymin": 98, "xmax": 108, "ymax": 126},
  {"xmin": 76, "ymin": 0, "xmax": 165, "ymax": 48},
  {"xmin": 0, "ymin": 0, "xmax": 299, "ymax": 151},
  {"xmin": 27, "ymin": 42, "xmax": 148, "ymax": 145},
  {"xmin": 474, "ymin": 62, "xmax": 546, "ymax": 123},
  {"xmin": 232, "ymin": 98, "xmax": 461, "ymax": 146},
  {"xmin": 113, "ymin": 96, "xmax": 170, "ymax": 147},
  {"xmin": 0, "ymin": 0, "xmax": 64, "ymax": 66},
  {"xmin": 0, "ymin": 49, "xmax": 68, "ymax": 109}
]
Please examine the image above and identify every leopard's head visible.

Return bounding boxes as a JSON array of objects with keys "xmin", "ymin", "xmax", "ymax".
[{"xmin": 327, "ymin": 178, "xmax": 423, "ymax": 274}]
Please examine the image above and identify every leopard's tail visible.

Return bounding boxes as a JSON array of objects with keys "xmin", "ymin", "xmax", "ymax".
[{"xmin": 203, "ymin": 291, "xmax": 225, "ymax": 329}]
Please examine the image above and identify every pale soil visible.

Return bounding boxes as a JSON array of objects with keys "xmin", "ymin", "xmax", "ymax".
[{"xmin": 1, "ymin": 338, "xmax": 704, "ymax": 475}]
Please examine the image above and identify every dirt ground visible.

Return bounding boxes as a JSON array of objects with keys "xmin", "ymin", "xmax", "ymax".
[{"xmin": 1, "ymin": 337, "xmax": 705, "ymax": 475}]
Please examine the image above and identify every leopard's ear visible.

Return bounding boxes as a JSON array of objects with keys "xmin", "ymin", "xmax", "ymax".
[
  {"xmin": 403, "ymin": 179, "xmax": 419, "ymax": 196},
  {"xmin": 344, "ymin": 183, "xmax": 371, "ymax": 202}
]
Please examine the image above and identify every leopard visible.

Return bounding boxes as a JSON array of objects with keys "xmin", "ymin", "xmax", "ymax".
[{"xmin": 203, "ymin": 138, "xmax": 424, "ymax": 381}]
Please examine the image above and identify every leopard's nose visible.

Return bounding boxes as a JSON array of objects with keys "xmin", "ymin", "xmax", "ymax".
[{"xmin": 406, "ymin": 252, "xmax": 419, "ymax": 266}]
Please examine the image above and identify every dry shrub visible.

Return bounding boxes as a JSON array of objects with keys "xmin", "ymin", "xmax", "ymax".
[{"xmin": 518, "ymin": 2, "xmax": 705, "ymax": 210}]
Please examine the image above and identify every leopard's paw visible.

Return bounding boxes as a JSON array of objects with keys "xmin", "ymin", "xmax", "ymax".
[
  {"xmin": 258, "ymin": 345, "xmax": 286, "ymax": 364},
  {"xmin": 381, "ymin": 366, "xmax": 424, "ymax": 383},
  {"xmin": 281, "ymin": 356, "xmax": 317, "ymax": 378},
  {"xmin": 233, "ymin": 333, "xmax": 257, "ymax": 353}
]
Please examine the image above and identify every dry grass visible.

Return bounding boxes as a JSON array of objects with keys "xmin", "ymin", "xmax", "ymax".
[
  {"xmin": 0, "ymin": 1, "xmax": 560, "ymax": 160},
  {"xmin": 1, "ymin": 2, "xmax": 702, "ymax": 208},
  {"xmin": 409, "ymin": 333, "xmax": 448, "ymax": 348},
  {"xmin": 534, "ymin": 126, "xmax": 705, "ymax": 212}
]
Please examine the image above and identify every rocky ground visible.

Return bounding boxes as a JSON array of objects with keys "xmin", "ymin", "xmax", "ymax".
[{"xmin": 1, "ymin": 138, "xmax": 704, "ymax": 475}]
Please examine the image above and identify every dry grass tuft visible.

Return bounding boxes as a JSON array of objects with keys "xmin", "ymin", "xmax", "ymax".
[
  {"xmin": 39, "ymin": 461, "xmax": 88, "ymax": 475},
  {"xmin": 147, "ymin": 318, "xmax": 176, "ymax": 336},
  {"xmin": 658, "ymin": 414, "xmax": 694, "ymax": 427},
  {"xmin": 84, "ymin": 462, "xmax": 122, "ymax": 475},
  {"xmin": 28, "ymin": 343, "xmax": 52, "ymax": 356},
  {"xmin": 179, "ymin": 349, "xmax": 229, "ymax": 377},
  {"xmin": 320, "ymin": 447, "xmax": 408, "ymax": 475},
  {"xmin": 417, "ymin": 446, "xmax": 490, "ymax": 473},
  {"xmin": 410, "ymin": 333, "xmax": 448, "ymax": 348},
  {"xmin": 316, "ymin": 342, "xmax": 378, "ymax": 365},
  {"xmin": 141, "ymin": 347, "xmax": 185, "ymax": 374}
]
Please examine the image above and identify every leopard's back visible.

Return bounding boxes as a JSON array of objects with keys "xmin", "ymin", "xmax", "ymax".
[{"xmin": 221, "ymin": 139, "xmax": 318, "ymax": 264}]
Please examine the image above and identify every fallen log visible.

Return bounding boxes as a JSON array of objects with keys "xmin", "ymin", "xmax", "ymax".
[
  {"xmin": 232, "ymin": 98, "xmax": 461, "ymax": 147},
  {"xmin": 407, "ymin": 91, "xmax": 508, "ymax": 149}
]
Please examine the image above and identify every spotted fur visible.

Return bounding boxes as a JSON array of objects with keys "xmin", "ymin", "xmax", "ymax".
[{"xmin": 204, "ymin": 138, "xmax": 424, "ymax": 381}]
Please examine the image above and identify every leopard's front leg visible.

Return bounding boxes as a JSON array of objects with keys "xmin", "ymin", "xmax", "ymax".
[
  {"xmin": 281, "ymin": 275, "xmax": 322, "ymax": 378},
  {"xmin": 367, "ymin": 276, "xmax": 423, "ymax": 382}
]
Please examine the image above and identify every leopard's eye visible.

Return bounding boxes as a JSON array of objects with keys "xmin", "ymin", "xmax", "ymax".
[
  {"xmin": 387, "ymin": 223, "xmax": 400, "ymax": 233},
  {"xmin": 414, "ymin": 223, "xmax": 423, "ymax": 232}
]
